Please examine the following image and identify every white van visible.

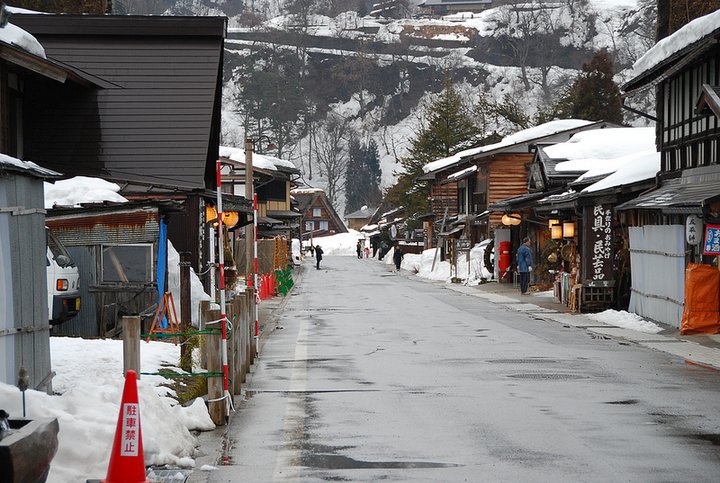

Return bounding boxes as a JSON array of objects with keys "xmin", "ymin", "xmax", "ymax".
[{"xmin": 47, "ymin": 229, "xmax": 81, "ymax": 324}]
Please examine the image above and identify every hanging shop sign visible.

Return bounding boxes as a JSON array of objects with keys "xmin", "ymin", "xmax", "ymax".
[
  {"xmin": 582, "ymin": 204, "xmax": 614, "ymax": 287},
  {"xmin": 686, "ymin": 215, "xmax": 702, "ymax": 245},
  {"xmin": 702, "ymin": 224, "xmax": 720, "ymax": 255}
]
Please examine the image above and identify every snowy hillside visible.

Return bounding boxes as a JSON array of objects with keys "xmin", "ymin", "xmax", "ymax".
[{"xmin": 118, "ymin": 0, "xmax": 657, "ymax": 215}]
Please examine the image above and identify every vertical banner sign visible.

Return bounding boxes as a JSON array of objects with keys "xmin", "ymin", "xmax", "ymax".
[
  {"xmin": 582, "ymin": 204, "xmax": 614, "ymax": 286},
  {"xmin": 702, "ymin": 224, "xmax": 720, "ymax": 255},
  {"xmin": 120, "ymin": 403, "xmax": 139, "ymax": 456},
  {"xmin": 686, "ymin": 215, "xmax": 702, "ymax": 245}
]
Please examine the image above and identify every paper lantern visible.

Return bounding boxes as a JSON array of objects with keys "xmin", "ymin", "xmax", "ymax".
[
  {"xmin": 548, "ymin": 219, "xmax": 560, "ymax": 229},
  {"xmin": 502, "ymin": 213, "xmax": 521, "ymax": 226},
  {"xmin": 205, "ymin": 205, "xmax": 217, "ymax": 223},
  {"xmin": 563, "ymin": 222, "xmax": 575, "ymax": 239},
  {"xmin": 222, "ymin": 211, "xmax": 239, "ymax": 227},
  {"xmin": 551, "ymin": 224, "xmax": 563, "ymax": 240}
]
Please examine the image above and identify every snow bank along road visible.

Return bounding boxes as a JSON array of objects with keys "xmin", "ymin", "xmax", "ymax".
[{"xmin": 196, "ymin": 256, "xmax": 720, "ymax": 482}]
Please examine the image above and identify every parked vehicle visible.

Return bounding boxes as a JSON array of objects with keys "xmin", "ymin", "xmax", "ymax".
[{"xmin": 46, "ymin": 229, "xmax": 80, "ymax": 324}]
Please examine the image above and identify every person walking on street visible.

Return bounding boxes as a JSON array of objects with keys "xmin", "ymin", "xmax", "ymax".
[
  {"xmin": 517, "ymin": 237, "xmax": 533, "ymax": 294},
  {"xmin": 364, "ymin": 246, "xmax": 370, "ymax": 258},
  {"xmin": 315, "ymin": 245, "xmax": 324, "ymax": 270},
  {"xmin": 393, "ymin": 243, "xmax": 404, "ymax": 271},
  {"xmin": 356, "ymin": 241, "xmax": 363, "ymax": 259}
]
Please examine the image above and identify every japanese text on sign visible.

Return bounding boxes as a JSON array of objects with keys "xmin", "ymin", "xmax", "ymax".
[
  {"xmin": 120, "ymin": 403, "xmax": 139, "ymax": 456},
  {"xmin": 583, "ymin": 204, "xmax": 614, "ymax": 284},
  {"xmin": 702, "ymin": 224, "xmax": 720, "ymax": 255}
]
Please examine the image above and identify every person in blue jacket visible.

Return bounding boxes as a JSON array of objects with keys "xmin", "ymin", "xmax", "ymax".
[{"xmin": 517, "ymin": 236, "xmax": 533, "ymax": 294}]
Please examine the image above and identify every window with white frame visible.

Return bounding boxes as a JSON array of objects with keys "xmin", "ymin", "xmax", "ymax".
[
  {"xmin": 101, "ymin": 244, "xmax": 154, "ymax": 283},
  {"xmin": 319, "ymin": 220, "xmax": 329, "ymax": 231},
  {"xmin": 305, "ymin": 221, "xmax": 314, "ymax": 232},
  {"xmin": 313, "ymin": 208, "xmax": 321, "ymax": 217}
]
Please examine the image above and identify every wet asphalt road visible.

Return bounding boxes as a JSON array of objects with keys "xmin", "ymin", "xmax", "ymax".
[{"xmin": 204, "ymin": 256, "xmax": 720, "ymax": 482}]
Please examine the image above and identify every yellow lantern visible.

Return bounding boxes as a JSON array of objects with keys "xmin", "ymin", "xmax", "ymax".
[
  {"xmin": 222, "ymin": 211, "xmax": 239, "ymax": 227},
  {"xmin": 563, "ymin": 222, "xmax": 575, "ymax": 239},
  {"xmin": 551, "ymin": 224, "xmax": 563, "ymax": 240},
  {"xmin": 548, "ymin": 219, "xmax": 560, "ymax": 229},
  {"xmin": 205, "ymin": 204, "xmax": 217, "ymax": 223},
  {"xmin": 501, "ymin": 213, "xmax": 522, "ymax": 226}
]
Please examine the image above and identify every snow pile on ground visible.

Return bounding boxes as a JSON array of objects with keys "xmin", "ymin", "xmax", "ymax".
[
  {"xmin": 400, "ymin": 240, "xmax": 493, "ymax": 283},
  {"xmin": 587, "ymin": 309, "xmax": 663, "ymax": 334},
  {"xmin": 0, "ymin": 337, "xmax": 214, "ymax": 482},
  {"xmin": 312, "ymin": 229, "xmax": 365, "ymax": 256}
]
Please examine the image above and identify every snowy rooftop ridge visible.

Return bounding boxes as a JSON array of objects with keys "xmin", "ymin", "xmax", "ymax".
[
  {"xmin": 0, "ymin": 153, "xmax": 58, "ymax": 178},
  {"xmin": 219, "ymin": 145, "xmax": 298, "ymax": 171},
  {"xmin": 423, "ymin": 119, "xmax": 593, "ymax": 174},
  {"xmin": 0, "ymin": 7, "xmax": 47, "ymax": 59},
  {"xmin": 630, "ymin": 9, "xmax": 720, "ymax": 80},
  {"xmin": 547, "ymin": 127, "xmax": 656, "ymax": 172}
]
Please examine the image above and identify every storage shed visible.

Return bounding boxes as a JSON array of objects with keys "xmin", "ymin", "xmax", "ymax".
[{"xmin": 0, "ymin": 156, "xmax": 60, "ymax": 393}]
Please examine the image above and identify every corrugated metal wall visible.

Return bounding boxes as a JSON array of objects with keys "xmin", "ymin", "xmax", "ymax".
[
  {"xmin": 628, "ymin": 225, "xmax": 685, "ymax": 327},
  {"xmin": 0, "ymin": 173, "xmax": 52, "ymax": 391},
  {"xmin": 47, "ymin": 207, "xmax": 160, "ymax": 336}
]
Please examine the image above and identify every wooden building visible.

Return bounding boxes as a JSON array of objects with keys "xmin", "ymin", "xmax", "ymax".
[
  {"xmin": 292, "ymin": 188, "xmax": 347, "ymax": 241},
  {"xmin": 11, "ymin": 14, "xmax": 237, "ymax": 277},
  {"xmin": 617, "ymin": 10, "xmax": 720, "ymax": 328},
  {"xmin": 419, "ymin": 120, "xmax": 614, "ymax": 250}
]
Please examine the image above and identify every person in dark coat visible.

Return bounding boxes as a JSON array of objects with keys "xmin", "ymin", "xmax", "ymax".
[
  {"xmin": 315, "ymin": 245, "xmax": 324, "ymax": 270},
  {"xmin": 356, "ymin": 241, "xmax": 363, "ymax": 259},
  {"xmin": 517, "ymin": 236, "xmax": 533, "ymax": 294},
  {"xmin": 392, "ymin": 243, "xmax": 404, "ymax": 271}
]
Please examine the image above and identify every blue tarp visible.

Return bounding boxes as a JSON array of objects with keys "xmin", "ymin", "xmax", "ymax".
[{"xmin": 156, "ymin": 219, "xmax": 168, "ymax": 328}]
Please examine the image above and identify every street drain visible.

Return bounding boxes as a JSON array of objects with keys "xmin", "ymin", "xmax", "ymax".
[
  {"xmin": 506, "ymin": 373, "xmax": 588, "ymax": 380},
  {"xmin": 487, "ymin": 358, "xmax": 558, "ymax": 364}
]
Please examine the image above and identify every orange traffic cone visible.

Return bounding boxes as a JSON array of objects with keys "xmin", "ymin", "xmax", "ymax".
[{"xmin": 102, "ymin": 370, "xmax": 149, "ymax": 483}]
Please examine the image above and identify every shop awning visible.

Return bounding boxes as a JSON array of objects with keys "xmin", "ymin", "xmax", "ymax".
[
  {"xmin": 488, "ymin": 191, "xmax": 555, "ymax": 212},
  {"xmin": 616, "ymin": 170, "xmax": 720, "ymax": 214},
  {"xmin": 439, "ymin": 226, "xmax": 464, "ymax": 237},
  {"xmin": 267, "ymin": 210, "xmax": 302, "ymax": 219},
  {"xmin": 441, "ymin": 165, "xmax": 478, "ymax": 185}
]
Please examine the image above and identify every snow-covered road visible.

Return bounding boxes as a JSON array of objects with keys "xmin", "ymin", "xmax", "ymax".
[{"xmin": 198, "ymin": 255, "xmax": 720, "ymax": 482}]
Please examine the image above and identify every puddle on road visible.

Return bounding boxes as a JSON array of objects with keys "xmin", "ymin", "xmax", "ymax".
[
  {"xmin": 506, "ymin": 373, "xmax": 588, "ymax": 380},
  {"xmin": 296, "ymin": 454, "xmax": 462, "ymax": 470},
  {"xmin": 605, "ymin": 399, "xmax": 639, "ymax": 405}
]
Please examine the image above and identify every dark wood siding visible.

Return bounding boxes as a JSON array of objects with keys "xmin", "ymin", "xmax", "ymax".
[
  {"xmin": 14, "ymin": 15, "xmax": 225, "ymax": 189},
  {"xmin": 660, "ymin": 47, "xmax": 720, "ymax": 173},
  {"xmin": 488, "ymin": 154, "xmax": 532, "ymax": 228}
]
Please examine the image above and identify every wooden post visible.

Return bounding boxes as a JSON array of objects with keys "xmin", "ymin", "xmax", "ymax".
[
  {"xmin": 232, "ymin": 296, "xmax": 243, "ymax": 394},
  {"xmin": 122, "ymin": 316, "xmax": 141, "ymax": 378},
  {"xmin": 206, "ymin": 307, "xmax": 225, "ymax": 426},
  {"xmin": 179, "ymin": 252, "xmax": 192, "ymax": 372},
  {"xmin": 246, "ymin": 287, "xmax": 255, "ymax": 370},
  {"xmin": 225, "ymin": 299, "xmax": 235, "ymax": 394},
  {"xmin": 199, "ymin": 300, "xmax": 210, "ymax": 369}
]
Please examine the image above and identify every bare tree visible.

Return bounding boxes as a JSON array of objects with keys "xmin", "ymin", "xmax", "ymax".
[{"xmin": 312, "ymin": 114, "xmax": 354, "ymax": 206}]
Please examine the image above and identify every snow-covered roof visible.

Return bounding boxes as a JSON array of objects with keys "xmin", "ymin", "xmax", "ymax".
[
  {"xmin": 446, "ymin": 165, "xmax": 477, "ymax": 181},
  {"xmin": 0, "ymin": 12, "xmax": 46, "ymax": 59},
  {"xmin": 44, "ymin": 176, "xmax": 128, "ymax": 209},
  {"xmin": 582, "ymin": 150, "xmax": 660, "ymax": 194},
  {"xmin": 422, "ymin": 119, "xmax": 593, "ymax": 173},
  {"xmin": 0, "ymin": 153, "xmax": 59, "ymax": 178},
  {"xmin": 630, "ymin": 9, "xmax": 720, "ymax": 82},
  {"xmin": 219, "ymin": 145, "xmax": 298, "ymax": 172},
  {"xmin": 291, "ymin": 187, "xmax": 324, "ymax": 194},
  {"xmin": 546, "ymin": 127, "xmax": 655, "ymax": 173}
]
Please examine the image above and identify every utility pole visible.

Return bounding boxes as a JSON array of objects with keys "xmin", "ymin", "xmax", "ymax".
[{"xmin": 245, "ymin": 138, "xmax": 254, "ymax": 286}]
